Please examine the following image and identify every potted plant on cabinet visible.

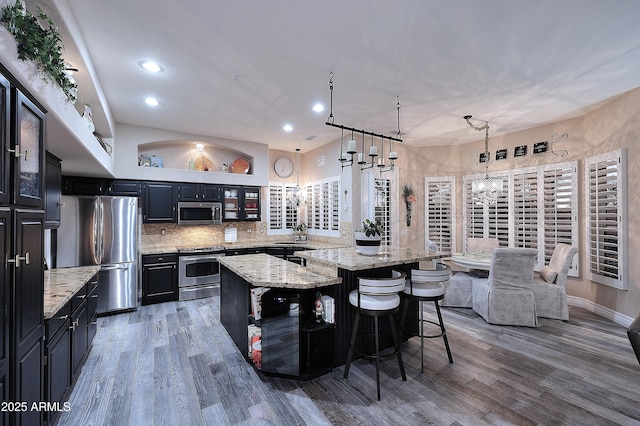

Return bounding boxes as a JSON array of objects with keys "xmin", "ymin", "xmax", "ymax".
[{"xmin": 354, "ymin": 219, "xmax": 383, "ymax": 255}]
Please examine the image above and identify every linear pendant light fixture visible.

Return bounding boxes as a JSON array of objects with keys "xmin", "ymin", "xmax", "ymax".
[
  {"xmin": 325, "ymin": 72, "xmax": 401, "ymax": 173},
  {"xmin": 464, "ymin": 115, "xmax": 503, "ymax": 205}
]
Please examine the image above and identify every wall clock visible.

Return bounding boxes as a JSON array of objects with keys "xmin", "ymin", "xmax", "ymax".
[{"xmin": 274, "ymin": 156, "xmax": 294, "ymax": 178}]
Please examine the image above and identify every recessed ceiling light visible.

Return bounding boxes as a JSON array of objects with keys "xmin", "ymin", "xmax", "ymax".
[
  {"xmin": 145, "ymin": 97, "xmax": 159, "ymax": 106},
  {"xmin": 312, "ymin": 103, "xmax": 324, "ymax": 113},
  {"xmin": 139, "ymin": 60, "xmax": 163, "ymax": 73},
  {"xmin": 283, "ymin": 124, "xmax": 293, "ymax": 132}
]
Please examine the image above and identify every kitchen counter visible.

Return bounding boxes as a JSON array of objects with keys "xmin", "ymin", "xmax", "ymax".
[
  {"xmin": 218, "ymin": 253, "xmax": 341, "ymax": 289},
  {"xmin": 140, "ymin": 240, "xmax": 347, "ymax": 255},
  {"xmin": 44, "ymin": 266, "xmax": 101, "ymax": 319},
  {"xmin": 296, "ymin": 246, "xmax": 448, "ymax": 273}
]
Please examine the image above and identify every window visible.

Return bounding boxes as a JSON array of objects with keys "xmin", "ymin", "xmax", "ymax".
[
  {"xmin": 463, "ymin": 161, "xmax": 578, "ymax": 274},
  {"xmin": 267, "ymin": 182, "xmax": 299, "ymax": 234},
  {"xmin": 585, "ymin": 149, "xmax": 627, "ymax": 290},
  {"xmin": 424, "ymin": 176, "xmax": 455, "ymax": 253},
  {"xmin": 360, "ymin": 171, "xmax": 396, "ymax": 247},
  {"xmin": 305, "ymin": 176, "xmax": 341, "ymax": 237},
  {"xmin": 373, "ymin": 178, "xmax": 391, "ymax": 247}
]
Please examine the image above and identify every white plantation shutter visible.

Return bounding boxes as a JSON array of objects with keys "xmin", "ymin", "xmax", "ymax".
[
  {"xmin": 267, "ymin": 183, "xmax": 299, "ymax": 233},
  {"xmin": 268, "ymin": 184, "xmax": 283, "ymax": 230},
  {"xmin": 543, "ymin": 163, "xmax": 578, "ymax": 276},
  {"xmin": 513, "ymin": 170, "xmax": 538, "ymax": 251},
  {"xmin": 331, "ymin": 180, "xmax": 340, "ymax": 231},
  {"xmin": 585, "ymin": 149, "xmax": 627, "ymax": 290},
  {"xmin": 374, "ymin": 178, "xmax": 391, "ymax": 247},
  {"xmin": 462, "ymin": 161, "xmax": 578, "ymax": 274},
  {"xmin": 486, "ymin": 173, "xmax": 509, "ymax": 247},
  {"xmin": 463, "ymin": 177, "xmax": 485, "ymax": 252},
  {"xmin": 304, "ymin": 176, "xmax": 341, "ymax": 237},
  {"xmin": 425, "ymin": 176, "xmax": 455, "ymax": 253}
]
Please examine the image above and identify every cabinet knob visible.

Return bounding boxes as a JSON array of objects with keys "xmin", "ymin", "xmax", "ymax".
[
  {"xmin": 57, "ymin": 314, "xmax": 69, "ymax": 320},
  {"xmin": 77, "ymin": 294, "xmax": 86, "ymax": 299}
]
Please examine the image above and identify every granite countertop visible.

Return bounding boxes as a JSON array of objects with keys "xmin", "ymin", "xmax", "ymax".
[
  {"xmin": 296, "ymin": 247, "xmax": 449, "ymax": 272},
  {"xmin": 219, "ymin": 253, "xmax": 342, "ymax": 289},
  {"xmin": 140, "ymin": 240, "xmax": 347, "ymax": 255},
  {"xmin": 44, "ymin": 266, "xmax": 101, "ymax": 320}
]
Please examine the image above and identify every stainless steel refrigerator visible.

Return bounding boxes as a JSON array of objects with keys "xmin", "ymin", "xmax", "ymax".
[{"xmin": 57, "ymin": 195, "xmax": 139, "ymax": 315}]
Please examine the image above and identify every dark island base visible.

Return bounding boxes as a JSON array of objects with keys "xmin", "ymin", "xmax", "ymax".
[
  {"xmin": 220, "ymin": 266, "xmax": 337, "ymax": 380},
  {"xmin": 220, "ymin": 263, "xmax": 419, "ymax": 380}
]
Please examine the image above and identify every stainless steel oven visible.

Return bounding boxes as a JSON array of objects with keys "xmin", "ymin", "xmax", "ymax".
[{"xmin": 177, "ymin": 247, "xmax": 225, "ymax": 300}]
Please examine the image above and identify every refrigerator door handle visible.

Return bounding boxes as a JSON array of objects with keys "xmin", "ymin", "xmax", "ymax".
[
  {"xmin": 91, "ymin": 198, "xmax": 101, "ymax": 265},
  {"xmin": 99, "ymin": 198, "xmax": 105, "ymax": 263},
  {"xmin": 101, "ymin": 265, "xmax": 128, "ymax": 271}
]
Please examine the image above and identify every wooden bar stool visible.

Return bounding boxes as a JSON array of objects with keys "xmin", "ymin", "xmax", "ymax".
[
  {"xmin": 343, "ymin": 270, "xmax": 407, "ymax": 400},
  {"xmin": 401, "ymin": 266, "xmax": 453, "ymax": 373}
]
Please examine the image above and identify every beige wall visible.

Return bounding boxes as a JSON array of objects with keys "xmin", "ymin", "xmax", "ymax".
[{"xmin": 395, "ymin": 87, "xmax": 640, "ymax": 320}]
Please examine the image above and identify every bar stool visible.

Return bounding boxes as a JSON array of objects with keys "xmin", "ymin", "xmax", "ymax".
[
  {"xmin": 401, "ymin": 266, "xmax": 453, "ymax": 373},
  {"xmin": 343, "ymin": 270, "xmax": 407, "ymax": 400}
]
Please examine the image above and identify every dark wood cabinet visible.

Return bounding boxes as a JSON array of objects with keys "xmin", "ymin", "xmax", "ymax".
[
  {"xmin": 44, "ymin": 273, "xmax": 97, "ymax": 426},
  {"xmin": 142, "ymin": 253, "xmax": 178, "ymax": 305},
  {"xmin": 11, "ymin": 89, "xmax": 46, "ymax": 209},
  {"xmin": 178, "ymin": 183, "xmax": 222, "ymax": 201},
  {"xmin": 70, "ymin": 300, "xmax": 88, "ymax": 379},
  {"xmin": 62, "ymin": 175, "xmax": 107, "ymax": 195},
  {"xmin": 143, "ymin": 182, "xmax": 177, "ymax": 223},
  {"xmin": 0, "ymin": 68, "xmax": 45, "ymax": 426},
  {"xmin": 87, "ymin": 276, "xmax": 98, "ymax": 345},
  {"xmin": 45, "ymin": 151, "xmax": 62, "ymax": 228},
  {"xmin": 45, "ymin": 306, "xmax": 71, "ymax": 426},
  {"xmin": 108, "ymin": 179, "xmax": 142, "ymax": 196},
  {"xmin": 223, "ymin": 186, "xmax": 260, "ymax": 221},
  {"xmin": 0, "ymin": 208, "xmax": 9, "ymax": 426},
  {"xmin": 0, "ymin": 74, "xmax": 10, "ymax": 205},
  {"xmin": 12, "ymin": 209, "xmax": 44, "ymax": 426}
]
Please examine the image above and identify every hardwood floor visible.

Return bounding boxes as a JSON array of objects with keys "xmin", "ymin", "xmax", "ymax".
[{"xmin": 55, "ymin": 297, "xmax": 640, "ymax": 426}]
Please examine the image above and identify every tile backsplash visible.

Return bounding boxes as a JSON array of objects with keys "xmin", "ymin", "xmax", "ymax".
[{"xmin": 141, "ymin": 221, "xmax": 352, "ymax": 248}]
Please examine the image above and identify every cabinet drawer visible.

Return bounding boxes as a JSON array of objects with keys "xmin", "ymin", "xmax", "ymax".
[
  {"xmin": 71, "ymin": 283, "xmax": 88, "ymax": 313},
  {"xmin": 87, "ymin": 274, "xmax": 98, "ymax": 296},
  {"xmin": 143, "ymin": 253, "xmax": 177, "ymax": 265},
  {"xmin": 46, "ymin": 302, "xmax": 71, "ymax": 341}
]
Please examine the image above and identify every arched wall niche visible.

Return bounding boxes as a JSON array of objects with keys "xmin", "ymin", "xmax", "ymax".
[{"xmin": 137, "ymin": 139, "xmax": 253, "ymax": 174}]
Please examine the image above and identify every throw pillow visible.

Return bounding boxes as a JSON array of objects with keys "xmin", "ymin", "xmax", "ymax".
[{"xmin": 540, "ymin": 266, "xmax": 558, "ymax": 283}]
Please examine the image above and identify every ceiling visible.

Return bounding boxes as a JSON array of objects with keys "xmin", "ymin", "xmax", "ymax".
[{"xmin": 36, "ymin": 0, "xmax": 640, "ymax": 154}]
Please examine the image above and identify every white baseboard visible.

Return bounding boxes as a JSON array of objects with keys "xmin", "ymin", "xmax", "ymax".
[{"xmin": 567, "ymin": 296, "xmax": 634, "ymax": 328}]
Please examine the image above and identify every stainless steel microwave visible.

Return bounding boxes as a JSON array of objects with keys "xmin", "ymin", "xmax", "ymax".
[{"xmin": 177, "ymin": 202, "xmax": 222, "ymax": 225}]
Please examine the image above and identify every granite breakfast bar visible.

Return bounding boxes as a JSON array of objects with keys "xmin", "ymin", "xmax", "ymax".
[
  {"xmin": 296, "ymin": 246, "xmax": 449, "ymax": 370},
  {"xmin": 219, "ymin": 247, "xmax": 447, "ymax": 379}
]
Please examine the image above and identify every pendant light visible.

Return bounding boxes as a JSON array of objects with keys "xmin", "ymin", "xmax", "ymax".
[
  {"xmin": 287, "ymin": 148, "xmax": 306, "ymax": 208},
  {"xmin": 464, "ymin": 115, "xmax": 503, "ymax": 204}
]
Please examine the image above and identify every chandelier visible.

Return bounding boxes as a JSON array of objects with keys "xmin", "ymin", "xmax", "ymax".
[
  {"xmin": 325, "ymin": 72, "xmax": 401, "ymax": 173},
  {"xmin": 464, "ymin": 115, "xmax": 503, "ymax": 204},
  {"xmin": 286, "ymin": 148, "xmax": 306, "ymax": 208}
]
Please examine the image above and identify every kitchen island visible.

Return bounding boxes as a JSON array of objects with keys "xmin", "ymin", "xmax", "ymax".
[
  {"xmin": 219, "ymin": 247, "xmax": 446, "ymax": 379},
  {"xmin": 218, "ymin": 254, "xmax": 342, "ymax": 379}
]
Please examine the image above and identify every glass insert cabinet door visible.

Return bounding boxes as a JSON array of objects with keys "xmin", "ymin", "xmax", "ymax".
[
  {"xmin": 0, "ymin": 74, "xmax": 9, "ymax": 204},
  {"xmin": 13, "ymin": 89, "xmax": 45, "ymax": 208}
]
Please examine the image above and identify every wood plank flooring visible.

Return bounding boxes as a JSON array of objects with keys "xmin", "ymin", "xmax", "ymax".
[{"xmin": 55, "ymin": 297, "xmax": 640, "ymax": 425}]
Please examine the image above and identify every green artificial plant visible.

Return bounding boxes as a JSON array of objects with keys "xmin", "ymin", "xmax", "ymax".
[{"xmin": 1, "ymin": 0, "xmax": 77, "ymax": 103}]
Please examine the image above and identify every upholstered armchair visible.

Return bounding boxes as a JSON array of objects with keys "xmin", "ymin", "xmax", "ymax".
[
  {"xmin": 472, "ymin": 248, "xmax": 538, "ymax": 327},
  {"xmin": 533, "ymin": 244, "xmax": 578, "ymax": 321},
  {"xmin": 467, "ymin": 237, "xmax": 500, "ymax": 254}
]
